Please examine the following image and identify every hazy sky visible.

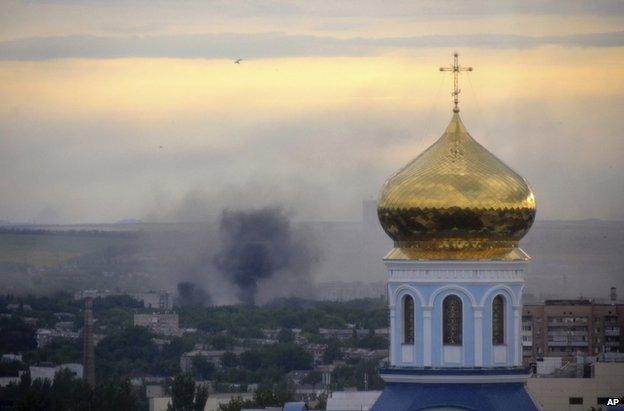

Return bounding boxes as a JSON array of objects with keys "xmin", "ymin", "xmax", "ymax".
[{"xmin": 1, "ymin": 1, "xmax": 623, "ymax": 223}]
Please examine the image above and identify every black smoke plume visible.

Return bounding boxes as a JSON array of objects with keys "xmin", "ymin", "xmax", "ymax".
[
  {"xmin": 214, "ymin": 207, "xmax": 318, "ymax": 305},
  {"xmin": 176, "ymin": 281, "xmax": 211, "ymax": 307}
]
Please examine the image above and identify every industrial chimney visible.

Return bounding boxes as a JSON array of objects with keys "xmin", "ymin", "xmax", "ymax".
[
  {"xmin": 82, "ymin": 297, "xmax": 95, "ymax": 388},
  {"xmin": 611, "ymin": 287, "xmax": 617, "ymax": 304}
]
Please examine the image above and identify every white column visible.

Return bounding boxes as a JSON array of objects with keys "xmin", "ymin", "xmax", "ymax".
[
  {"xmin": 474, "ymin": 307, "xmax": 483, "ymax": 367},
  {"xmin": 423, "ymin": 306, "xmax": 432, "ymax": 366},
  {"xmin": 389, "ymin": 305, "xmax": 396, "ymax": 366},
  {"xmin": 513, "ymin": 306, "xmax": 521, "ymax": 366}
]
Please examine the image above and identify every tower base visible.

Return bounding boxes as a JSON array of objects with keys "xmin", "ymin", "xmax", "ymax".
[{"xmin": 371, "ymin": 368, "xmax": 540, "ymax": 411}]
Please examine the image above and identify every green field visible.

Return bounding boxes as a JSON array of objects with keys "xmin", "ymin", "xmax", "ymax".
[{"xmin": 0, "ymin": 231, "xmax": 133, "ymax": 268}]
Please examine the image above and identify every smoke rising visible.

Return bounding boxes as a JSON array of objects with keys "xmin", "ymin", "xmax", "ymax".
[
  {"xmin": 176, "ymin": 281, "xmax": 211, "ymax": 307},
  {"xmin": 214, "ymin": 207, "xmax": 319, "ymax": 305}
]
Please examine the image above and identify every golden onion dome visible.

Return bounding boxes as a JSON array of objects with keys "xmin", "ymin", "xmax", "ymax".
[{"xmin": 377, "ymin": 113, "xmax": 536, "ymax": 260}]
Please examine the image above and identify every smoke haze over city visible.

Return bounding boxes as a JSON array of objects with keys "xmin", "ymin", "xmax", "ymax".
[{"xmin": 0, "ymin": 1, "xmax": 623, "ymax": 224}]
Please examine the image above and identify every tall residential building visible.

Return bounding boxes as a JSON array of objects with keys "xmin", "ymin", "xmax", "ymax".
[
  {"xmin": 371, "ymin": 54, "xmax": 538, "ymax": 410},
  {"xmin": 521, "ymin": 298, "xmax": 623, "ymax": 362}
]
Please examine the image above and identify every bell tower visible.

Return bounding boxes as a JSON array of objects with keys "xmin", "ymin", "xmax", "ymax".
[{"xmin": 371, "ymin": 54, "xmax": 540, "ymax": 411}]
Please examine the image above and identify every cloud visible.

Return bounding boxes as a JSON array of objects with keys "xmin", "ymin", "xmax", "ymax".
[{"xmin": 0, "ymin": 31, "xmax": 623, "ymax": 61}]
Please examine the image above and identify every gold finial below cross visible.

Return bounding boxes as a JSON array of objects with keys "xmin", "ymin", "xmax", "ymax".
[{"xmin": 440, "ymin": 52, "xmax": 473, "ymax": 113}]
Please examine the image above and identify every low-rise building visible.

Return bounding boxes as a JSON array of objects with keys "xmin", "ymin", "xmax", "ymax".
[
  {"xmin": 203, "ymin": 392, "xmax": 254, "ymax": 411},
  {"xmin": 527, "ymin": 359, "xmax": 624, "ymax": 411},
  {"xmin": 318, "ymin": 329, "xmax": 353, "ymax": 341},
  {"xmin": 1, "ymin": 353, "xmax": 22, "ymax": 363},
  {"xmin": 6, "ymin": 303, "xmax": 32, "ymax": 312},
  {"xmin": 304, "ymin": 343, "xmax": 327, "ymax": 365},
  {"xmin": 36, "ymin": 328, "xmax": 80, "ymax": 348},
  {"xmin": 28, "ymin": 363, "xmax": 83, "ymax": 381},
  {"xmin": 131, "ymin": 291, "xmax": 173, "ymax": 310},
  {"xmin": 0, "ymin": 377, "xmax": 20, "ymax": 387},
  {"xmin": 73, "ymin": 289, "xmax": 120, "ymax": 300},
  {"xmin": 148, "ymin": 396, "xmax": 171, "ymax": 411},
  {"xmin": 55, "ymin": 321, "xmax": 75, "ymax": 331},
  {"xmin": 134, "ymin": 313, "xmax": 180, "ymax": 336},
  {"xmin": 180, "ymin": 348, "xmax": 246, "ymax": 372},
  {"xmin": 326, "ymin": 391, "xmax": 383, "ymax": 411},
  {"xmin": 146, "ymin": 384, "xmax": 165, "ymax": 399}
]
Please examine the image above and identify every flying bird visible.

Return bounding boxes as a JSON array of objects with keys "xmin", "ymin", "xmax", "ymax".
[{"xmin": 234, "ymin": 59, "xmax": 242, "ymax": 64}]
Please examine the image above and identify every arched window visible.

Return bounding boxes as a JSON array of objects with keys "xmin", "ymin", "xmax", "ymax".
[
  {"xmin": 443, "ymin": 295, "xmax": 462, "ymax": 345},
  {"xmin": 492, "ymin": 295, "xmax": 505, "ymax": 345},
  {"xmin": 403, "ymin": 295, "xmax": 414, "ymax": 344}
]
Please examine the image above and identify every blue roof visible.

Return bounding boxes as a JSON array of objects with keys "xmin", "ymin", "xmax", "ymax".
[
  {"xmin": 370, "ymin": 382, "xmax": 538, "ymax": 411},
  {"xmin": 283, "ymin": 402, "xmax": 307, "ymax": 411}
]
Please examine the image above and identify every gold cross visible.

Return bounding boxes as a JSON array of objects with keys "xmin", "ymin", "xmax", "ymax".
[{"xmin": 440, "ymin": 52, "xmax": 473, "ymax": 113}]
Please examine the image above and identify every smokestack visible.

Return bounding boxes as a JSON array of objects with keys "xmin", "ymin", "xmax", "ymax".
[
  {"xmin": 83, "ymin": 297, "xmax": 95, "ymax": 388},
  {"xmin": 611, "ymin": 287, "xmax": 617, "ymax": 304}
]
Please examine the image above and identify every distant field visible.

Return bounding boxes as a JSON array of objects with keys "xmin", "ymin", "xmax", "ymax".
[{"xmin": 0, "ymin": 231, "xmax": 136, "ymax": 268}]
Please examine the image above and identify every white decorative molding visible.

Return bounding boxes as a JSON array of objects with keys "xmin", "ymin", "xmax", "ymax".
[
  {"xmin": 384, "ymin": 258, "xmax": 529, "ymax": 272},
  {"xmin": 429, "ymin": 285, "xmax": 478, "ymax": 307},
  {"xmin": 389, "ymin": 309, "xmax": 396, "ymax": 365},
  {"xmin": 380, "ymin": 372, "xmax": 530, "ymax": 384},
  {"xmin": 423, "ymin": 308, "xmax": 432, "ymax": 367},
  {"xmin": 513, "ymin": 307, "xmax": 521, "ymax": 366},
  {"xmin": 479, "ymin": 284, "xmax": 521, "ymax": 307},
  {"xmin": 401, "ymin": 344, "xmax": 414, "ymax": 363},
  {"xmin": 443, "ymin": 345, "xmax": 462, "ymax": 364},
  {"xmin": 388, "ymin": 268, "xmax": 525, "ymax": 284},
  {"xmin": 474, "ymin": 307, "xmax": 483, "ymax": 367},
  {"xmin": 494, "ymin": 345, "xmax": 507, "ymax": 363},
  {"xmin": 390, "ymin": 284, "xmax": 426, "ymax": 306}
]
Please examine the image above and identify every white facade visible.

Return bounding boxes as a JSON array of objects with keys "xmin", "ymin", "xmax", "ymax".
[
  {"xmin": 28, "ymin": 363, "xmax": 83, "ymax": 381},
  {"xmin": 386, "ymin": 258, "xmax": 527, "ymax": 368}
]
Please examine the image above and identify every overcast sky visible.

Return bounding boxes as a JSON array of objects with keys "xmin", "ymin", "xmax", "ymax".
[{"xmin": 0, "ymin": 0, "xmax": 623, "ymax": 223}]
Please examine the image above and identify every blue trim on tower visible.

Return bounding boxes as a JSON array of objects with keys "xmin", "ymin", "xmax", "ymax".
[{"xmin": 380, "ymin": 367, "xmax": 530, "ymax": 376}]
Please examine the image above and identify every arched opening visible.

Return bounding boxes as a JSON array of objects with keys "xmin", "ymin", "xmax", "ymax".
[
  {"xmin": 492, "ymin": 295, "xmax": 505, "ymax": 345},
  {"xmin": 443, "ymin": 295, "xmax": 462, "ymax": 345},
  {"xmin": 403, "ymin": 295, "xmax": 414, "ymax": 344}
]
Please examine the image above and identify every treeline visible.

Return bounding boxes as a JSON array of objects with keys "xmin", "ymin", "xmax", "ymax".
[
  {"xmin": 2, "ymin": 371, "xmax": 212, "ymax": 411},
  {"xmin": 0, "ymin": 227, "xmax": 138, "ymax": 238},
  {"xmin": 180, "ymin": 297, "xmax": 388, "ymax": 336},
  {"xmin": 1, "ymin": 295, "xmax": 389, "ymax": 387},
  {"xmin": 2, "ymin": 369, "xmax": 142, "ymax": 411}
]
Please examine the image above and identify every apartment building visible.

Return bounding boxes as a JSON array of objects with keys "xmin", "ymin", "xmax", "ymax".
[{"xmin": 522, "ymin": 298, "xmax": 624, "ymax": 363}]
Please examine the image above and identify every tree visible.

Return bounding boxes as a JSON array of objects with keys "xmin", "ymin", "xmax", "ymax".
[
  {"xmin": 217, "ymin": 396, "xmax": 255, "ymax": 411},
  {"xmin": 0, "ymin": 316, "xmax": 36, "ymax": 353},
  {"xmin": 192, "ymin": 356, "xmax": 215, "ymax": 380},
  {"xmin": 277, "ymin": 328, "xmax": 294, "ymax": 343},
  {"xmin": 253, "ymin": 384, "xmax": 294, "ymax": 407},
  {"xmin": 216, "ymin": 386, "xmax": 294, "ymax": 411},
  {"xmin": 4, "ymin": 370, "xmax": 139, "ymax": 411},
  {"xmin": 221, "ymin": 351, "xmax": 239, "ymax": 368},
  {"xmin": 265, "ymin": 343, "xmax": 312, "ymax": 371},
  {"xmin": 168, "ymin": 374, "xmax": 209, "ymax": 411},
  {"xmin": 95, "ymin": 326, "xmax": 158, "ymax": 381},
  {"xmin": 322, "ymin": 339, "xmax": 342, "ymax": 364},
  {"xmin": 302, "ymin": 370, "xmax": 322, "ymax": 386},
  {"xmin": 169, "ymin": 374, "xmax": 195, "ymax": 411},
  {"xmin": 194, "ymin": 384, "xmax": 209, "ymax": 411},
  {"xmin": 239, "ymin": 350, "xmax": 262, "ymax": 371}
]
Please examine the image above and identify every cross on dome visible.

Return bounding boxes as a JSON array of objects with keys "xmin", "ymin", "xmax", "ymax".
[{"xmin": 439, "ymin": 52, "xmax": 473, "ymax": 113}]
